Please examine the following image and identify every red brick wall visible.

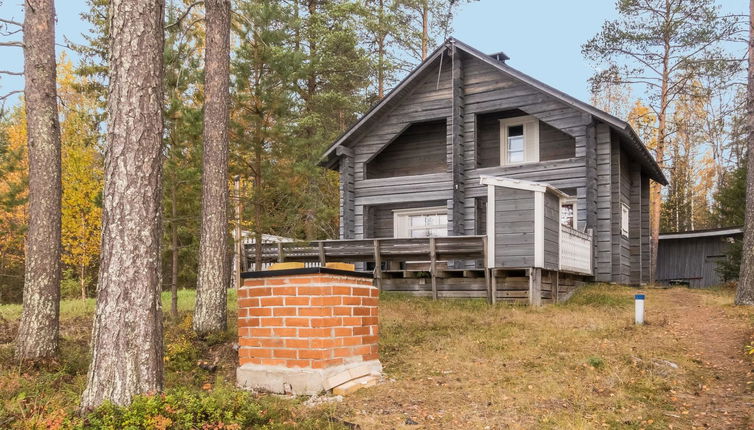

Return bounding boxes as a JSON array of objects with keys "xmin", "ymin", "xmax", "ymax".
[{"xmin": 237, "ymin": 274, "xmax": 379, "ymax": 369}]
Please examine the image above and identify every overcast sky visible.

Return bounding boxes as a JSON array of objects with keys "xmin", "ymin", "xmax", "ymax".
[{"xmin": 0, "ymin": 0, "xmax": 748, "ymax": 108}]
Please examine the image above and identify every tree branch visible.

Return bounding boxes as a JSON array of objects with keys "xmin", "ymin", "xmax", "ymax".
[
  {"xmin": 0, "ymin": 70, "xmax": 23, "ymax": 76},
  {"xmin": 0, "ymin": 90, "xmax": 23, "ymax": 101},
  {"xmin": 0, "ymin": 41, "xmax": 23, "ymax": 48},
  {"xmin": 165, "ymin": 1, "xmax": 204, "ymax": 30},
  {"xmin": 0, "ymin": 18, "xmax": 23, "ymax": 27}
]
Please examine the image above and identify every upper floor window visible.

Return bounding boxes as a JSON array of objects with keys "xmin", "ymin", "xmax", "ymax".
[
  {"xmin": 621, "ymin": 203, "xmax": 630, "ymax": 237},
  {"xmin": 499, "ymin": 115, "xmax": 539, "ymax": 165}
]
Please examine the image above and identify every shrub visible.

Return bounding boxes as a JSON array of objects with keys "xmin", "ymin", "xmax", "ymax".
[{"xmin": 79, "ymin": 388, "xmax": 284, "ymax": 429}]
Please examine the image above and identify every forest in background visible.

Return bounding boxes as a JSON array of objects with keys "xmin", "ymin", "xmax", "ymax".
[{"xmin": 0, "ymin": 0, "xmax": 750, "ymax": 303}]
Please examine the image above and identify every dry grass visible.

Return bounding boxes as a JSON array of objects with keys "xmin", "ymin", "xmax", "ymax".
[
  {"xmin": 1, "ymin": 284, "xmax": 751, "ymax": 429},
  {"xmin": 336, "ymin": 285, "xmax": 754, "ymax": 429}
]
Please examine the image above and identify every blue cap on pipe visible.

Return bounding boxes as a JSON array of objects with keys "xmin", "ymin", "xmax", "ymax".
[{"xmin": 635, "ymin": 294, "xmax": 645, "ymax": 300}]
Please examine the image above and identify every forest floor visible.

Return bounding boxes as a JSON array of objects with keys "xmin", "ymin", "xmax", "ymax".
[{"xmin": 0, "ymin": 285, "xmax": 752, "ymax": 429}]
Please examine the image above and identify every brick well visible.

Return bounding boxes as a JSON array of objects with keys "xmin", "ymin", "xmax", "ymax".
[{"xmin": 236, "ymin": 267, "xmax": 381, "ymax": 394}]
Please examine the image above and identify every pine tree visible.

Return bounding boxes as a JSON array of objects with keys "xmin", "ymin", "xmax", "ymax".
[
  {"xmin": 735, "ymin": 0, "xmax": 754, "ymax": 305},
  {"xmin": 81, "ymin": 0, "xmax": 165, "ymax": 408},
  {"xmin": 194, "ymin": 0, "xmax": 232, "ymax": 335},
  {"xmin": 15, "ymin": 0, "xmax": 62, "ymax": 361}
]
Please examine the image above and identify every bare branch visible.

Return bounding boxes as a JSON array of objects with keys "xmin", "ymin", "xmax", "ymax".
[
  {"xmin": 0, "ymin": 41, "xmax": 23, "ymax": 48},
  {"xmin": 0, "ymin": 90, "xmax": 23, "ymax": 101},
  {"xmin": 165, "ymin": 1, "xmax": 204, "ymax": 30},
  {"xmin": 0, "ymin": 18, "xmax": 23, "ymax": 27},
  {"xmin": 0, "ymin": 70, "xmax": 23, "ymax": 76}
]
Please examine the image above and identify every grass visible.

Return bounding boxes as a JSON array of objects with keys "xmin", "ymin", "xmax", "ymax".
[
  {"xmin": 335, "ymin": 284, "xmax": 753, "ymax": 429},
  {"xmin": 1, "ymin": 284, "xmax": 751, "ymax": 429},
  {"xmin": 0, "ymin": 289, "xmax": 342, "ymax": 429},
  {"xmin": 0, "ymin": 289, "xmax": 230, "ymax": 320}
]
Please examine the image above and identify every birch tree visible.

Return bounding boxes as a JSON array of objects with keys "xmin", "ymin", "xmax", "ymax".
[
  {"xmin": 14, "ymin": 0, "xmax": 62, "ymax": 361},
  {"xmin": 736, "ymin": 0, "xmax": 754, "ymax": 305},
  {"xmin": 194, "ymin": 0, "xmax": 231, "ymax": 334},
  {"xmin": 81, "ymin": 0, "xmax": 165, "ymax": 409}
]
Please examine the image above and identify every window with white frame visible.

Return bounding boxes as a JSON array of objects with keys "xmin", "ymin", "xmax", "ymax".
[
  {"xmin": 500, "ymin": 115, "xmax": 539, "ymax": 165},
  {"xmin": 621, "ymin": 203, "xmax": 630, "ymax": 237},
  {"xmin": 393, "ymin": 207, "xmax": 448, "ymax": 238},
  {"xmin": 561, "ymin": 199, "xmax": 576, "ymax": 228}
]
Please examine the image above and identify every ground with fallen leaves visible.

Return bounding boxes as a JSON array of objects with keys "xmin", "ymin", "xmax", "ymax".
[
  {"xmin": 336, "ymin": 285, "xmax": 754, "ymax": 429},
  {"xmin": 0, "ymin": 284, "xmax": 752, "ymax": 429}
]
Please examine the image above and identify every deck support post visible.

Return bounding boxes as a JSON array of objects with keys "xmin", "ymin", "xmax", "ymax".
[
  {"xmin": 430, "ymin": 237, "xmax": 438, "ymax": 300},
  {"xmin": 373, "ymin": 239, "xmax": 382, "ymax": 291},
  {"xmin": 553, "ymin": 271, "xmax": 560, "ymax": 304},
  {"xmin": 482, "ymin": 236, "xmax": 492, "ymax": 304},
  {"xmin": 490, "ymin": 269, "xmax": 497, "ymax": 305},
  {"xmin": 277, "ymin": 243, "xmax": 285, "ymax": 263},
  {"xmin": 529, "ymin": 268, "xmax": 542, "ymax": 306}
]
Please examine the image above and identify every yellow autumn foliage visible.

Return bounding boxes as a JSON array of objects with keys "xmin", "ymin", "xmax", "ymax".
[{"xmin": 58, "ymin": 56, "xmax": 103, "ymax": 298}]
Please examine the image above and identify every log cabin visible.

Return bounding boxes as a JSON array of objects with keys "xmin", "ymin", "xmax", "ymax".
[{"xmin": 252, "ymin": 38, "xmax": 667, "ymax": 304}]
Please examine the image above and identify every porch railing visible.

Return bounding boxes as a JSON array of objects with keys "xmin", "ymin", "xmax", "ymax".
[{"xmin": 559, "ymin": 226, "xmax": 593, "ymax": 275}]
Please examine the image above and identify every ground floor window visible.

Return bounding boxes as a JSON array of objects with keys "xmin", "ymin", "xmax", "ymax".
[{"xmin": 393, "ymin": 206, "xmax": 448, "ymax": 238}]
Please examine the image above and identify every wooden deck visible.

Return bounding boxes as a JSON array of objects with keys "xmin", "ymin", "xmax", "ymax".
[{"xmin": 244, "ymin": 235, "xmax": 589, "ymax": 305}]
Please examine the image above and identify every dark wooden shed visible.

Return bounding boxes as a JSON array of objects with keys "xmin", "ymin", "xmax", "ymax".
[{"xmin": 656, "ymin": 227, "xmax": 742, "ymax": 288}]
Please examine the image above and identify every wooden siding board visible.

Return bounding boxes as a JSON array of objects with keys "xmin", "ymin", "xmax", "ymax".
[
  {"xmin": 595, "ymin": 123, "xmax": 612, "ymax": 281},
  {"xmin": 629, "ymin": 162, "xmax": 642, "ymax": 284},
  {"xmin": 366, "ymin": 120, "xmax": 447, "ymax": 179},
  {"xmin": 544, "ymin": 191, "xmax": 561, "ymax": 270},
  {"xmin": 494, "ymin": 187, "xmax": 535, "ymax": 267}
]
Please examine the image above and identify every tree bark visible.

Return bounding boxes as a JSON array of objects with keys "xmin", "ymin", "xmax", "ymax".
[
  {"xmin": 15, "ymin": 0, "xmax": 62, "ymax": 361},
  {"xmin": 80, "ymin": 0, "xmax": 165, "ymax": 409},
  {"xmin": 650, "ymin": 1, "xmax": 672, "ymax": 284},
  {"xmin": 171, "ymin": 178, "xmax": 179, "ymax": 318},
  {"xmin": 736, "ymin": 0, "xmax": 754, "ymax": 305},
  {"xmin": 194, "ymin": 0, "xmax": 231, "ymax": 334}
]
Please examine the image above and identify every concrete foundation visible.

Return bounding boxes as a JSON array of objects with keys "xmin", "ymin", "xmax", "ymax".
[{"xmin": 237, "ymin": 359, "xmax": 382, "ymax": 395}]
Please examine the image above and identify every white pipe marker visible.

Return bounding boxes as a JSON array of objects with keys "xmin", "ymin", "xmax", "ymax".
[{"xmin": 635, "ymin": 294, "xmax": 645, "ymax": 325}]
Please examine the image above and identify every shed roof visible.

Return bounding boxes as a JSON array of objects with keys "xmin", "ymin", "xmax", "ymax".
[
  {"xmin": 319, "ymin": 37, "xmax": 667, "ymax": 185},
  {"xmin": 659, "ymin": 227, "xmax": 743, "ymax": 240}
]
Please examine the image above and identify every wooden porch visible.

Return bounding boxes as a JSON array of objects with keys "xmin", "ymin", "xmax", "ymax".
[{"xmin": 243, "ymin": 230, "xmax": 592, "ymax": 305}]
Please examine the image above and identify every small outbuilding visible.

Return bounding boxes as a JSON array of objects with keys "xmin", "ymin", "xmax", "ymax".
[{"xmin": 656, "ymin": 227, "xmax": 742, "ymax": 288}]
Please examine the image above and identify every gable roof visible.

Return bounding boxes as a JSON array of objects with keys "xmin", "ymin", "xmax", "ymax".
[{"xmin": 320, "ymin": 38, "xmax": 667, "ymax": 185}]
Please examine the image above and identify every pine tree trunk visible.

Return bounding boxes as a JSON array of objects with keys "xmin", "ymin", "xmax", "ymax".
[
  {"xmin": 736, "ymin": 0, "xmax": 754, "ymax": 305},
  {"xmin": 80, "ymin": 0, "xmax": 165, "ymax": 409},
  {"xmin": 194, "ymin": 0, "xmax": 231, "ymax": 335},
  {"xmin": 254, "ymin": 143, "xmax": 263, "ymax": 271},
  {"xmin": 421, "ymin": 3, "xmax": 428, "ymax": 60},
  {"xmin": 171, "ymin": 179, "xmax": 179, "ymax": 318},
  {"xmin": 15, "ymin": 0, "xmax": 62, "ymax": 361}
]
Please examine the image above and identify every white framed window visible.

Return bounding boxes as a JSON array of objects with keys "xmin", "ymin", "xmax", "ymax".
[
  {"xmin": 560, "ymin": 199, "xmax": 577, "ymax": 229},
  {"xmin": 500, "ymin": 115, "xmax": 539, "ymax": 165},
  {"xmin": 621, "ymin": 203, "xmax": 630, "ymax": 237},
  {"xmin": 393, "ymin": 206, "xmax": 448, "ymax": 238}
]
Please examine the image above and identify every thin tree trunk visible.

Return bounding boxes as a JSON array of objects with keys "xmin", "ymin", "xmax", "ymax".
[
  {"xmin": 15, "ymin": 0, "xmax": 62, "ymax": 361},
  {"xmin": 80, "ymin": 265, "xmax": 86, "ymax": 300},
  {"xmin": 650, "ymin": 5, "xmax": 672, "ymax": 284},
  {"xmin": 377, "ymin": 0, "xmax": 385, "ymax": 98},
  {"xmin": 194, "ymin": 0, "xmax": 231, "ymax": 335},
  {"xmin": 80, "ymin": 0, "xmax": 165, "ymax": 409},
  {"xmin": 170, "ymin": 178, "xmax": 178, "ymax": 318},
  {"xmin": 254, "ymin": 144, "xmax": 263, "ymax": 271},
  {"xmin": 736, "ymin": 0, "xmax": 754, "ymax": 305},
  {"xmin": 421, "ymin": 3, "xmax": 428, "ymax": 60}
]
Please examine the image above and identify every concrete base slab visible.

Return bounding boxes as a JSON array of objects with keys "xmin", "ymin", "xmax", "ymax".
[{"xmin": 237, "ymin": 360, "xmax": 382, "ymax": 395}]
